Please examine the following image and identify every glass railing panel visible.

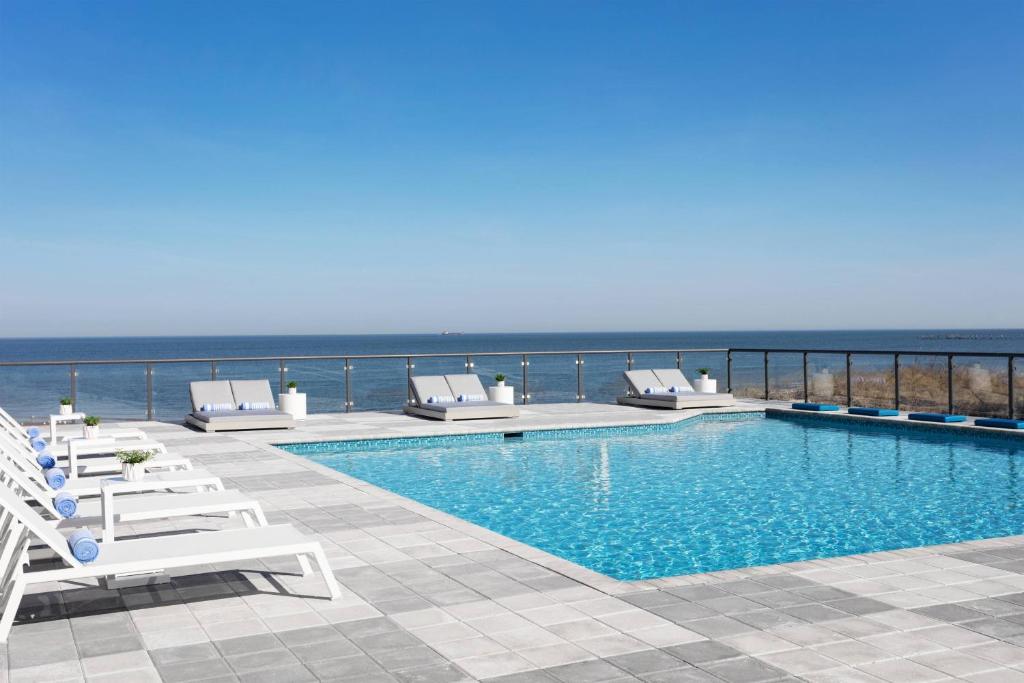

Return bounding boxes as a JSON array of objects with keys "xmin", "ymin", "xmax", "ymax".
[
  {"xmin": 75, "ymin": 363, "xmax": 147, "ymax": 420},
  {"xmin": 806, "ymin": 353, "xmax": 848, "ymax": 405},
  {"xmin": 766, "ymin": 352, "xmax": 802, "ymax": 401},
  {"xmin": 346, "ymin": 357, "xmax": 406, "ymax": 412},
  {"xmin": 469, "ymin": 355, "xmax": 524, "ymax": 402},
  {"xmin": 679, "ymin": 352, "xmax": 729, "ymax": 391},
  {"xmin": 729, "ymin": 352, "xmax": 765, "ymax": 399},
  {"xmin": 523, "ymin": 354, "xmax": 577, "ymax": 404},
  {"xmin": 952, "ymin": 356, "xmax": 1010, "ymax": 418},
  {"xmin": 1015, "ymin": 357, "xmax": 1023, "ymax": 419},
  {"xmin": 152, "ymin": 361, "xmax": 212, "ymax": 420},
  {"xmin": 897, "ymin": 355, "xmax": 947, "ymax": 413},
  {"xmin": 282, "ymin": 359, "xmax": 345, "ymax": 414},
  {"xmin": 0, "ymin": 364, "xmax": 71, "ymax": 423},
  {"xmin": 850, "ymin": 354, "xmax": 895, "ymax": 409},
  {"xmin": 578, "ymin": 353, "xmax": 628, "ymax": 404}
]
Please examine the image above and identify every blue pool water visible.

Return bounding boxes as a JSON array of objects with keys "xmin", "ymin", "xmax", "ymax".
[{"xmin": 284, "ymin": 414, "xmax": 1024, "ymax": 580}]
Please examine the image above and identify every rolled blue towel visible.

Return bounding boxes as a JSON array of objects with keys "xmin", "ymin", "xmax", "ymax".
[
  {"xmin": 36, "ymin": 452, "xmax": 56, "ymax": 469},
  {"xmin": 27, "ymin": 427, "xmax": 40, "ymax": 438},
  {"xmin": 644, "ymin": 386, "xmax": 668, "ymax": 394},
  {"xmin": 30, "ymin": 437, "xmax": 48, "ymax": 452},
  {"xmin": 54, "ymin": 492, "xmax": 78, "ymax": 518},
  {"xmin": 67, "ymin": 529, "xmax": 100, "ymax": 563},
  {"xmin": 44, "ymin": 467, "xmax": 66, "ymax": 490}
]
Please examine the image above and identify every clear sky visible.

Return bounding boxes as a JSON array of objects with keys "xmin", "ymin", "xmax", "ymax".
[{"xmin": 1, "ymin": 0, "xmax": 1021, "ymax": 337}]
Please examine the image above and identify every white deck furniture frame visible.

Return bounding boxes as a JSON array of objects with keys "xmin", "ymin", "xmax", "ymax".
[
  {"xmin": 0, "ymin": 484, "xmax": 342, "ymax": 643},
  {"xmin": 0, "ymin": 431, "xmax": 188, "ymax": 480}
]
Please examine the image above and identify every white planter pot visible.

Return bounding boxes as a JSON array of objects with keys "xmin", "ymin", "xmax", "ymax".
[
  {"xmin": 496, "ymin": 380, "xmax": 505, "ymax": 387},
  {"xmin": 288, "ymin": 387, "xmax": 297, "ymax": 394},
  {"xmin": 122, "ymin": 463, "xmax": 146, "ymax": 482},
  {"xmin": 59, "ymin": 404, "xmax": 73, "ymax": 416},
  {"xmin": 83, "ymin": 425, "xmax": 100, "ymax": 439}
]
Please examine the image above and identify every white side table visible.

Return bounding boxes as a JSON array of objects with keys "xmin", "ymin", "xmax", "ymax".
[
  {"xmin": 279, "ymin": 392, "xmax": 307, "ymax": 419},
  {"xmin": 487, "ymin": 386, "xmax": 515, "ymax": 405},
  {"xmin": 693, "ymin": 378, "xmax": 718, "ymax": 393},
  {"xmin": 50, "ymin": 412, "xmax": 85, "ymax": 442}
]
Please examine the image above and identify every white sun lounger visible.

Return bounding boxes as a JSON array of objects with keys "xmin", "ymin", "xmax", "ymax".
[
  {"xmin": 404, "ymin": 375, "xmax": 519, "ymax": 421},
  {"xmin": 0, "ymin": 451, "xmax": 267, "ymax": 543},
  {"xmin": 618, "ymin": 369, "xmax": 736, "ymax": 409},
  {"xmin": 0, "ymin": 431, "xmax": 189, "ymax": 480},
  {"xmin": 0, "ymin": 483, "xmax": 342, "ymax": 643},
  {"xmin": 0, "ymin": 406, "xmax": 162, "ymax": 455}
]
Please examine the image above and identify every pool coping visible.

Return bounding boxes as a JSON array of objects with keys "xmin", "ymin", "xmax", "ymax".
[{"xmin": 257, "ymin": 403, "xmax": 1024, "ymax": 598}]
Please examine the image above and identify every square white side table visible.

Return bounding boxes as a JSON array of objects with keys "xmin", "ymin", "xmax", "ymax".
[
  {"xmin": 279, "ymin": 392, "xmax": 307, "ymax": 419},
  {"xmin": 50, "ymin": 412, "xmax": 85, "ymax": 442},
  {"xmin": 487, "ymin": 386, "xmax": 515, "ymax": 405}
]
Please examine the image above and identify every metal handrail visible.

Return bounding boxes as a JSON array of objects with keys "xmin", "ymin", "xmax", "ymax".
[{"xmin": 1, "ymin": 347, "xmax": 1018, "ymax": 421}]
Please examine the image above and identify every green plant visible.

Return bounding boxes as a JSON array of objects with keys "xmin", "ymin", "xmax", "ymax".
[
  {"xmin": 696, "ymin": 368, "xmax": 711, "ymax": 376},
  {"xmin": 83, "ymin": 415, "xmax": 101, "ymax": 426},
  {"xmin": 59, "ymin": 397, "xmax": 73, "ymax": 406},
  {"xmin": 116, "ymin": 449, "xmax": 154, "ymax": 465},
  {"xmin": 287, "ymin": 380, "xmax": 298, "ymax": 389},
  {"xmin": 494, "ymin": 373, "xmax": 506, "ymax": 382}
]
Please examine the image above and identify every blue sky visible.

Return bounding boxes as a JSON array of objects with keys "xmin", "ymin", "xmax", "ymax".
[{"xmin": 1, "ymin": 1, "xmax": 1021, "ymax": 336}]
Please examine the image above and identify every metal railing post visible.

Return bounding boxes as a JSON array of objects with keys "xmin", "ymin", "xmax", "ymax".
[
  {"xmin": 727, "ymin": 350, "xmax": 733, "ymax": 393},
  {"xmin": 406, "ymin": 356, "xmax": 414, "ymax": 405},
  {"xmin": 1010, "ymin": 356, "xmax": 1017, "ymax": 420},
  {"xmin": 576, "ymin": 354, "xmax": 584, "ymax": 402},
  {"xmin": 802, "ymin": 352, "xmax": 809, "ymax": 401},
  {"xmin": 344, "ymin": 358, "xmax": 352, "ymax": 412},
  {"xmin": 146, "ymin": 363, "xmax": 154, "ymax": 420},
  {"xmin": 279, "ymin": 359, "xmax": 286, "ymax": 395},
  {"xmin": 676, "ymin": 351, "xmax": 683, "ymax": 370},
  {"xmin": 465, "ymin": 355, "xmax": 473, "ymax": 374},
  {"xmin": 626, "ymin": 352, "xmax": 634, "ymax": 370},
  {"xmin": 894, "ymin": 353, "xmax": 901, "ymax": 411},
  {"xmin": 210, "ymin": 361, "xmax": 217, "ymax": 380},
  {"xmin": 763, "ymin": 352, "xmax": 769, "ymax": 401},
  {"xmin": 846, "ymin": 353, "xmax": 853, "ymax": 407},
  {"xmin": 521, "ymin": 354, "xmax": 529, "ymax": 404},
  {"xmin": 947, "ymin": 354, "xmax": 954, "ymax": 414},
  {"xmin": 70, "ymin": 364, "xmax": 77, "ymax": 408}
]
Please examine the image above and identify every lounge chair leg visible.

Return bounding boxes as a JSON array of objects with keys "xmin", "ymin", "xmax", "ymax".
[
  {"xmin": 252, "ymin": 504, "xmax": 268, "ymax": 527},
  {"xmin": 240, "ymin": 511, "xmax": 255, "ymax": 528},
  {"xmin": 0, "ymin": 577, "xmax": 25, "ymax": 643},
  {"xmin": 312, "ymin": 548, "xmax": 342, "ymax": 600},
  {"xmin": 297, "ymin": 554, "xmax": 313, "ymax": 576}
]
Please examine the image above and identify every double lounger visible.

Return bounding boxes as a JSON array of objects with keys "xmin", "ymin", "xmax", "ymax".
[
  {"xmin": 404, "ymin": 375, "xmax": 519, "ymax": 421},
  {"xmin": 186, "ymin": 380, "xmax": 295, "ymax": 432},
  {"xmin": 618, "ymin": 369, "xmax": 736, "ymax": 409}
]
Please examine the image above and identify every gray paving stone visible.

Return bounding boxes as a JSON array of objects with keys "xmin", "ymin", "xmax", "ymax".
[
  {"xmin": 75, "ymin": 634, "xmax": 145, "ymax": 658},
  {"xmin": 913, "ymin": 603, "xmax": 991, "ymax": 623},
  {"xmin": 213, "ymin": 634, "xmax": 283, "ymax": 656},
  {"xmin": 664, "ymin": 640, "xmax": 744, "ymax": 665},
  {"xmin": 394, "ymin": 663, "xmax": 473, "ymax": 682},
  {"xmin": 702, "ymin": 655, "xmax": 789, "ymax": 682},
  {"xmin": 606, "ymin": 649, "xmax": 689, "ymax": 675},
  {"xmin": 305, "ymin": 652, "xmax": 390, "ymax": 679},
  {"xmin": 824, "ymin": 598, "xmax": 894, "ymax": 616},
  {"xmin": 546, "ymin": 658, "xmax": 631, "ymax": 681},
  {"xmin": 147, "ymin": 643, "xmax": 222, "ymax": 666},
  {"xmin": 236, "ymin": 663, "xmax": 317, "ymax": 682},
  {"xmin": 225, "ymin": 648, "xmax": 300, "ymax": 673},
  {"xmin": 374, "ymin": 645, "xmax": 451, "ymax": 672},
  {"xmin": 156, "ymin": 656, "xmax": 234, "ymax": 682}
]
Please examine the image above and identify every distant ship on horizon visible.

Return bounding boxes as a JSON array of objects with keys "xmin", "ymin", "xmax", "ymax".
[{"xmin": 441, "ymin": 330, "xmax": 464, "ymax": 336}]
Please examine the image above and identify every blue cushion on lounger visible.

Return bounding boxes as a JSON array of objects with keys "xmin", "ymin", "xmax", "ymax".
[
  {"xmin": 848, "ymin": 407, "xmax": 899, "ymax": 417},
  {"xmin": 792, "ymin": 403, "xmax": 839, "ymax": 412},
  {"xmin": 976, "ymin": 418, "xmax": 1024, "ymax": 430},
  {"xmin": 908, "ymin": 413, "xmax": 966, "ymax": 423}
]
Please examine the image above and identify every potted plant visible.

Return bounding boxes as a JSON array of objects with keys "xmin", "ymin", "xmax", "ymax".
[
  {"xmin": 697, "ymin": 368, "xmax": 711, "ymax": 380},
  {"xmin": 82, "ymin": 415, "xmax": 101, "ymax": 439},
  {"xmin": 693, "ymin": 368, "xmax": 716, "ymax": 394},
  {"xmin": 59, "ymin": 397, "xmax": 74, "ymax": 416},
  {"xmin": 494, "ymin": 373, "xmax": 506, "ymax": 388},
  {"xmin": 287, "ymin": 380, "xmax": 298, "ymax": 395},
  {"xmin": 116, "ymin": 449, "xmax": 153, "ymax": 482}
]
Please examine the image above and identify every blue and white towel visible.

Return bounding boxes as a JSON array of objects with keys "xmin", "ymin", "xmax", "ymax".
[
  {"xmin": 643, "ymin": 386, "xmax": 668, "ymax": 394},
  {"xmin": 44, "ymin": 467, "xmax": 66, "ymax": 490},
  {"xmin": 669, "ymin": 385, "xmax": 693, "ymax": 393},
  {"xmin": 426, "ymin": 396, "xmax": 455, "ymax": 404},
  {"xmin": 36, "ymin": 452, "xmax": 56, "ymax": 469},
  {"xmin": 27, "ymin": 427, "xmax": 40, "ymax": 438},
  {"xmin": 54, "ymin": 492, "xmax": 78, "ymax": 518},
  {"xmin": 67, "ymin": 529, "xmax": 100, "ymax": 563},
  {"xmin": 457, "ymin": 394, "xmax": 487, "ymax": 402},
  {"xmin": 30, "ymin": 437, "xmax": 48, "ymax": 452},
  {"xmin": 199, "ymin": 403, "xmax": 234, "ymax": 412},
  {"xmin": 239, "ymin": 401, "xmax": 272, "ymax": 410}
]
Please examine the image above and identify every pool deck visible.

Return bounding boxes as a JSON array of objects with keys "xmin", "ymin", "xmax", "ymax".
[{"xmin": 7, "ymin": 401, "xmax": 1024, "ymax": 683}]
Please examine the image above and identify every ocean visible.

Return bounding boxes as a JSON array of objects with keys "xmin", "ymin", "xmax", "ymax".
[{"xmin": 1, "ymin": 329, "xmax": 1021, "ymax": 421}]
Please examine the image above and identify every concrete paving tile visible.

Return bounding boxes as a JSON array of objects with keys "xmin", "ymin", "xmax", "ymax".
[
  {"xmin": 453, "ymin": 652, "xmax": 535, "ymax": 679},
  {"xmin": 857, "ymin": 658, "xmax": 950, "ymax": 682}
]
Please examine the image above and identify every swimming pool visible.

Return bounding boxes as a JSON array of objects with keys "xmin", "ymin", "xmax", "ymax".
[{"xmin": 283, "ymin": 413, "xmax": 1024, "ymax": 581}]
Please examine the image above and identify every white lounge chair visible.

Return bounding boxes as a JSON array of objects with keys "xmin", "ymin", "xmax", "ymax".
[
  {"xmin": 0, "ymin": 450, "xmax": 267, "ymax": 543},
  {"xmin": 185, "ymin": 380, "xmax": 296, "ymax": 432},
  {"xmin": 0, "ymin": 406, "xmax": 165, "ymax": 457},
  {"xmin": 0, "ymin": 406, "xmax": 147, "ymax": 446},
  {"xmin": 0, "ymin": 483, "xmax": 342, "ymax": 643},
  {"xmin": 404, "ymin": 375, "xmax": 520, "ymax": 421},
  {"xmin": 618, "ymin": 369, "xmax": 736, "ymax": 409},
  {"xmin": 0, "ymin": 430, "xmax": 189, "ymax": 480}
]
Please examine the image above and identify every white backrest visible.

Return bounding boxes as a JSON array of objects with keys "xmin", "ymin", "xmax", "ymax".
[
  {"xmin": 0, "ymin": 453, "xmax": 59, "ymax": 518},
  {"xmin": 0, "ymin": 482, "xmax": 80, "ymax": 567},
  {"xmin": 444, "ymin": 374, "xmax": 487, "ymax": 398},
  {"xmin": 0, "ymin": 433, "xmax": 49, "ymax": 491},
  {"xmin": 409, "ymin": 376, "xmax": 456, "ymax": 405},
  {"xmin": 623, "ymin": 370, "xmax": 662, "ymax": 396},
  {"xmin": 0, "ymin": 406, "xmax": 28, "ymax": 439},
  {"xmin": 652, "ymin": 369, "xmax": 694, "ymax": 391}
]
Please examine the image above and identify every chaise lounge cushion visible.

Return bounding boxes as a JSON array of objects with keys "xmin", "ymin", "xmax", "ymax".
[
  {"xmin": 188, "ymin": 409, "xmax": 283, "ymax": 423},
  {"xmin": 444, "ymin": 374, "xmax": 489, "ymax": 398},
  {"xmin": 410, "ymin": 376, "xmax": 456, "ymax": 405},
  {"xmin": 624, "ymin": 370, "xmax": 663, "ymax": 396},
  {"xmin": 230, "ymin": 380, "xmax": 277, "ymax": 409},
  {"xmin": 189, "ymin": 381, "xmax": 235, "ymax": 412},
  {"xmin": 652, "ymin": 369, "xmax": 695, "ymax": 392}
]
